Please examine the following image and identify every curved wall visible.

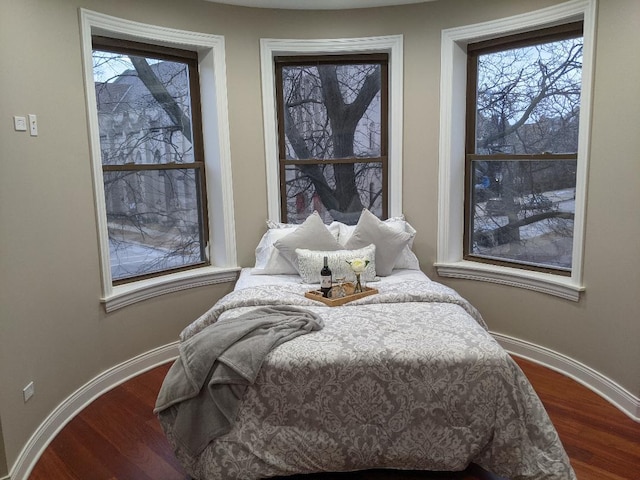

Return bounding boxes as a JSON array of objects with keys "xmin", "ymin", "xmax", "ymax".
[{"xmin": 1, "ymin": 0, "xmax": 638, "ymax": 476}]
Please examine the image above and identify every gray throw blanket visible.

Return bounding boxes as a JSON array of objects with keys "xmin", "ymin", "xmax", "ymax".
[{"xmin": 154, "ymin": 305, "xmax": 323, "ymax": 456}]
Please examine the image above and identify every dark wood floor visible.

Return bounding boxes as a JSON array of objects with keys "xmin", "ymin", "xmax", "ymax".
[{"xmin": 29, "ymin": 356, "xmax": 639, "ymax": 480}]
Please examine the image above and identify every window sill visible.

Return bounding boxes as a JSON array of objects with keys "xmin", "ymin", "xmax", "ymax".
[
  {"xmin": 101, "ymin": 266, "xmax": 241, "ymax": 312},
  {"xmin": 434, "ymin": 260, "xmax": 584, "ymax": 301}
]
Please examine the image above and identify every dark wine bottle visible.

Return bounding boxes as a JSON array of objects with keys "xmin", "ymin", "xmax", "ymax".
[{"xmin": 320, "ymin": 256, "xmax": 332, "ymax": 298}]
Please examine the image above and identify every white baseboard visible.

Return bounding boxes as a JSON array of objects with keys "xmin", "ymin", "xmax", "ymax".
[
  {"xmin": 9, "ymin": 342, "xmax": 179, "ymax": 480},
  {"xmin": 493, "ymin": 332, "xmax": 640, "ymax": 422},
  {"xmin": 8, "ymin": 335, "xmax": 639, "ymax": 480}
]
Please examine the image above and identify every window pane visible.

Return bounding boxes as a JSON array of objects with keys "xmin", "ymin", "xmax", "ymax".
[
  {"xmin": 93, "ymin": 50, "xmax": 195, "ymax": 165},
  {"xmin": 281, "ymin": 63, "xmax": 382, "ymax": 160},
  {"xmin": 475, "ymin": 37, "xmax": 582, "ymax": 155},
  {"xmin": 104, "ymin": 168, "xmax": 206, "ymax": 281},
  {"xmin": 470, "ymin": 160, "xmax": 576, "ymax": 270},
  {"xmin": 284, "ymin": 162, "xmax": 383, "ymax": 224}
]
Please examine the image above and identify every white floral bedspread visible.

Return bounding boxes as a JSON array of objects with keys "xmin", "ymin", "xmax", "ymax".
[{"xmin": 159, "ymin": 280, "xmax": 576, "ymax": 480}]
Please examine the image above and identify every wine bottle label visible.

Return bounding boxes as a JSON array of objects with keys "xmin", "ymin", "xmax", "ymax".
[{"xmin": 321, "ymin": 276, "xmax": 331, "ymax": 288}]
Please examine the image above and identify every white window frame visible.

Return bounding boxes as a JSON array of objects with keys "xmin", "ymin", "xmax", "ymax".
[
  {"xmin": 436, "ymin": 0, "xmax": 596, "ymax": 301},
  {"xmin": 80, "ymin": 9, "xmax": 238, "ymax": 312},
  {"xmin": 259, "ymin": 35, "xmax": 404, "ymax": 222}
]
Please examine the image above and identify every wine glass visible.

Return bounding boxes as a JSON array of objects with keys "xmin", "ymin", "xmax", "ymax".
[{"xmin": 333, "ymin": 276, "xmax": 346, "ymax": 298}]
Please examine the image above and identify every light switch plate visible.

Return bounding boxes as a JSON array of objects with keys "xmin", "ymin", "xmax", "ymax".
[{"xmin": 14, "ymin": 116, "xmax": 27, "ymax": 131}]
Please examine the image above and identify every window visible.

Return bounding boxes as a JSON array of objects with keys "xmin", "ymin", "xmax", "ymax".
[
  {"xmin": 465, "ymin": 23, "xmax": 583, "ymax": 275},
  {"xmin": 92, "ymin": 37, "xmax": 209, "ymax": 284},
  {"xmin": 437, "ymin": 1, "xmax": 596, "ymax": 300},
  {"xmin": 260, "ymin": 35, "xmax": 404, "ymax": 225},
  {"xmin": 81, "ymin": 10, "xmax": 237, "ymax": 311},
  {"xmin": 274, "ymin": 54, "xmax": 388, "ymax": 224}
]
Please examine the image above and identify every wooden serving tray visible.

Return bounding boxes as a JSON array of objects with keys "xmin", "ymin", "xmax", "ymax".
[{"xmin": 304, "ymin": 282, "xmax": 378, "ymax": 307}]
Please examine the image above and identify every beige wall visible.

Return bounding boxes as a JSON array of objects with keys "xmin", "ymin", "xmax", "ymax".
[
  {"xmin": 0, "ymin": 418, "xmax": 6, "ymax": 477},
  {"xmin": 1, "ymin": 0, "xmax": 638, "ymax": 475}
]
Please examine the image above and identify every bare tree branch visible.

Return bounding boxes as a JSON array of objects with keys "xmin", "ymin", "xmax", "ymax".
[
  {"xmin": 282, "ymin": 63, "xmax": 381, "ymax": 215},
  {"xmin": 129, "ymin": 56, "xmax": 193, "ymax": 143}
]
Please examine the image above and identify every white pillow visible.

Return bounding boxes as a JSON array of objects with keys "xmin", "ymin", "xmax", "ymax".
[
  {"xmin": 267, "ymin": 218, "xmax": 341, "ymax": 237},
  {"xmin": 343, "ymin": 209, "xmax": 414, "ymax": 276},
  {"xmin": 296, "ymin": 244, "xmax": 376, "ymax": 284},
  {"xmin": 381, "ymin": 218, "xmax": 420, "ymax": 270},
  {"xmin": 254, "ymin": 216, "xmax": 340, "ymax": 272},
  {"xmin": 255, "ymin": 212, "xmax": 342, "ymax": 275},
  {"xmin": 337, "ymin": 214, "xmax": 420, "ymax": 271},
  {"xmin": 266, "ymin": 219, "xmax": 296, "ymax": 229},
  {"xmin": 254, "ymin": 227, "xmax": 296, "ymax": 270}
]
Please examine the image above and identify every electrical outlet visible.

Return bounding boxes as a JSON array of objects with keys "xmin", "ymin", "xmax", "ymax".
[
  {"xmin": 23, "ymin": 382, "xmax": 35, "ymax": 402},
  {"xmin": 28, "ymin": 114, "xmax": 38, "ymax": 136}
]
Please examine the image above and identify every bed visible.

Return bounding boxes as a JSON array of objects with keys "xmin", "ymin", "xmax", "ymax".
[{"xmin": 155, "ymin": 211, "xmax": 576, "ymax": 480}]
